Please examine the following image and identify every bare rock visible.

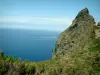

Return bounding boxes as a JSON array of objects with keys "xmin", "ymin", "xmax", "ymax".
[{"xmin": 97, "ymin": 22, "xmax": 100, "ymax": 26}]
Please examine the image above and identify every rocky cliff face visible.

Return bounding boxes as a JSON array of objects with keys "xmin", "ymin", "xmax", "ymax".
[{"xmin": 53, "ymin": 8, "xmax": 99, "ymax": 57}]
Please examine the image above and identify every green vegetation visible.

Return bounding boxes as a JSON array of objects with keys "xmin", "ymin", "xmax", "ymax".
[{"xmin": 0, "ymin": 37, "xmax": 100, "ymax": 75}]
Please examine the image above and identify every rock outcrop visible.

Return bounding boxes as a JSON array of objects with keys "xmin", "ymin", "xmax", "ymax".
[
  {"xmin": 97, "ymin": 22, "xmax": 100, "ymax": 26},
  {"xmin": 53, "ymin": 8, "xmax": 96, "ymax": 57}
]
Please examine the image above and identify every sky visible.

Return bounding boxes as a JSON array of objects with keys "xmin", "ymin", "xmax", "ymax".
[{"xmin": 0, "ymin": 0, "xmax": 100, "ymax": 31}]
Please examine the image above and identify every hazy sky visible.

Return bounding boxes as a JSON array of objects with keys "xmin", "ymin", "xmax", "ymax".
[{"xmin": 0, "ymin": 0, "xmax": 100, "ymax": 31}]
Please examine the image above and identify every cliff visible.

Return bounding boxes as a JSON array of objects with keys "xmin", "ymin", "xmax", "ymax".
[{"xmin": 54, "ymin": 8, "xmax": 98, "ymax": 57}]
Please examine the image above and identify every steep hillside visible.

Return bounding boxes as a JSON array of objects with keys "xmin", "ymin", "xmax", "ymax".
[
  {"xmin": 0, "ymin": 8, "xmax": 100, "ymax": 75},
  {"xmin": 53, "ymin": 8, "xmax": 96, "ymax": 57}
]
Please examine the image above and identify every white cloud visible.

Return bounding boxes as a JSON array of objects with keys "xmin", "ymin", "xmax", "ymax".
[
  {"xmin": 0, "ymin": 16, "xmax": 72, "ymax": 25},
  {"xmin": 0, "ymin": 16, "xmax": 73, "ymax": 31}
]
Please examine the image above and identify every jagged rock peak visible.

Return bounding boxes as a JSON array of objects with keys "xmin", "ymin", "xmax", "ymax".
[
  {"xmin": 53, "ymin": 8, "xmax": 96, "ymax": 57},
  {"xmin": 79, "ymin": 8, "xmax": 89, "ymax": 14},
  {"xmin": 75, "ymin": 8, "xmax": 89, "ymax": 19}
]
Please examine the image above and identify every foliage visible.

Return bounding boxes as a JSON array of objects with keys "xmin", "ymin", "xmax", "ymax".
[{"xmin": 1, "ymin": 39, "xmax": 100, "ymax": 75}]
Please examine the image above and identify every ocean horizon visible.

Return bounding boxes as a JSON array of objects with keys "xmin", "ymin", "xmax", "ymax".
[{"xmin": 0, "ymin": 28, "xmax": 60, "ymax": 61}]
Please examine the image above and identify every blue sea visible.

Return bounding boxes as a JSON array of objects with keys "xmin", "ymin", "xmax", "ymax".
[{"xmin": 0, "ymin": 28, "xmax": 60, "ymax": 61}]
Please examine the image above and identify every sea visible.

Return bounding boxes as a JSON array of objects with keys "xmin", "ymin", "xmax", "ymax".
[{"xmin": 0, "ymin": 28, "xmax": 60, "ymax": 61}]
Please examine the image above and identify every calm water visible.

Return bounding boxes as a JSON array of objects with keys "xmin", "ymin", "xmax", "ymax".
[{"xmin": 0, "ymin": 28, "xmax": 60, "ymax": 61}]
